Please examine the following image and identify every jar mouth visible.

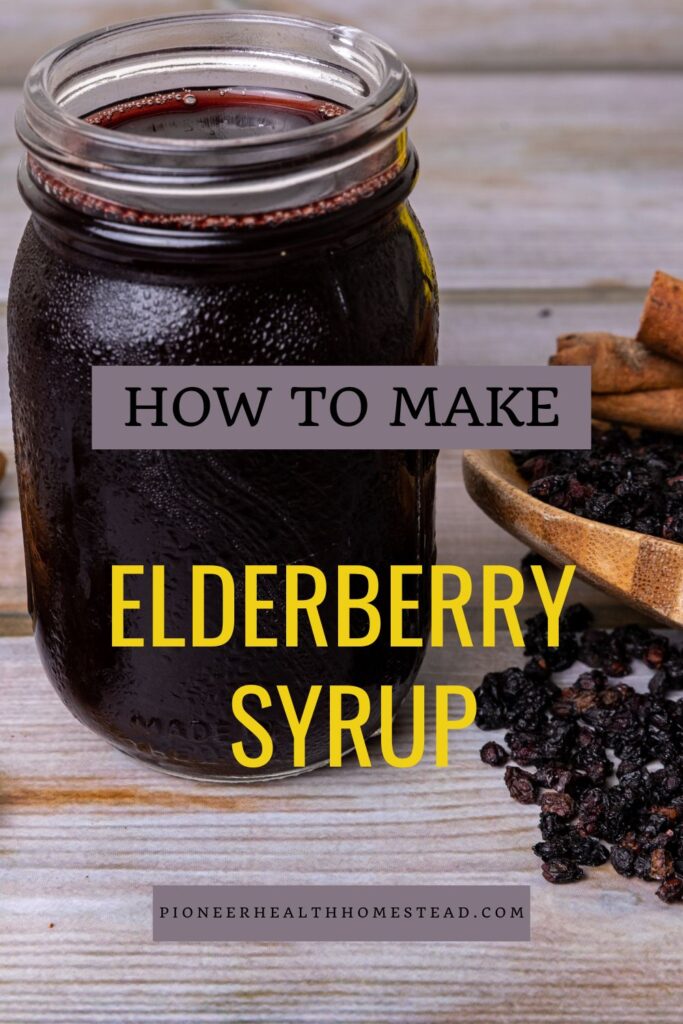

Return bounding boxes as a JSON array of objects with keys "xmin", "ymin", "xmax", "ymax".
[{"xmin": 16, "ymin": 10, "xmax": 417, "ymax": 220}]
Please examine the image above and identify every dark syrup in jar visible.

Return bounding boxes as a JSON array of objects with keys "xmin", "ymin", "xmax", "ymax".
[
  {"xmin": 84, "ymin": 86, "xmax": 346, "ymax": 137},
  {"xmin": 9, "ymin": 87, "xmax": 438, "ymax": 778}
]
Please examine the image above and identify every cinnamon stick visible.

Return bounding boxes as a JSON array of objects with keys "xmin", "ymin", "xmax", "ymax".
[
  {"xmin": 637, "ymin": 270, "xmax": 683, "ymax": 362},
  {"xmin": 550, "ymin": 332, "xmax": 683, "ymax": 392},
  {"xmin": 591, "ymin": 389, "xmax": 683, "ymax": 434}
]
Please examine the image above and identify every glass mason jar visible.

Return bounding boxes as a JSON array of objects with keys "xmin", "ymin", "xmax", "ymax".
[{"xmin": 8, "ymin": 12, "xmax": 438, "ymax": 780}]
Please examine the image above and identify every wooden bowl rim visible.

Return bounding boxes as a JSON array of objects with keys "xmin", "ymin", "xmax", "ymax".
[{"xmin": 462, "ymin": 447, "xmax": 683, "ymax": 557}]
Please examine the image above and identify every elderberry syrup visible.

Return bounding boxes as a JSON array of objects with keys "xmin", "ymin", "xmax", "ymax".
[{"xmin": 8, "ymin": 13, "xmax": 438, "ymax": 779}]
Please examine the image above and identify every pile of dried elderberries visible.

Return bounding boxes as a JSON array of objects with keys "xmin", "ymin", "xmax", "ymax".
[
  {"xmin": 476, "ymin": 601, "xmax": 683, "ymax": 902},
  {"xmin": 513, "ymin": 427, "xmax": 683, "ymax": 542}
]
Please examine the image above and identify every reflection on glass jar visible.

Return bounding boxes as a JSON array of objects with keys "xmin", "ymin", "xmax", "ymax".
[{"xmin": 9, "ymin": 12, "xmax": 438, "ymax": 780}]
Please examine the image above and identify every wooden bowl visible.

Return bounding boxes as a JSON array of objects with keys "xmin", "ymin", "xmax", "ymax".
[{"xmin": 462, "ymin": 449, "xmax": 683, "ymax": 627}]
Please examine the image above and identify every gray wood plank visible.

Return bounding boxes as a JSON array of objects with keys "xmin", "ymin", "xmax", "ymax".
[
  {"xmin": 1, "ymin": 74, "xmax": 683, "ymax": 297},
  {"xmin": 0, "ymin": 0, "xmax": 211, "ymax": 86},
  {"xmin": 268, "ymin": 1, "xmax": 683, "ymax": 72},
  {"xmin": 410, "ymin": 73, "xmax": 683, "ymax": 293},
  {"xmin": 0, "ymin": 632, "xmax": 681, "ymax": 1023},
  {"xmin": 4, "ymin": 0, "xmax": 683, "ymax": 82},
  {"xmin": 438, "ymin": 294, "xmax": 645, "ymax": 366},
  {"xmin": 0, "ymin": 289, "xmax": 677, "ymax": 1020}
]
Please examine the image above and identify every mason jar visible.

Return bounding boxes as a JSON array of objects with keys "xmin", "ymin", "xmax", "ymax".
[{"xmin": 8, "ymin": 12, "xmax": 438, "ymax": 780}]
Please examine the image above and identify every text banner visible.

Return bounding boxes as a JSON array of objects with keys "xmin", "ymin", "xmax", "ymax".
[
  {"xmin": 152, "ymin": 885, "xmax": 531, "ymax": 942},
  {"xmin": 92, "ymin": 365, "xmax": 590, "ymax": 450}
]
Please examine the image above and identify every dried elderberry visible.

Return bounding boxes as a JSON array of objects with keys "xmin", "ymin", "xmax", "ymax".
[
  {"xmin": 504, "ymin": 766, "xmax": 538, "ymax": 805},
  {"xmin": 540, "ymin": 791, "xmax": 576, "ymax": 819},
  {"xmin": 480, "ymin": 741, "xmax": 508, "ymax": 767},
  {"xmin": 513, "ymin": 428, "xmax": 683, "ymax": 542},
  {"xmin": 656, "ymin": 877, "xmax": 683, "ymax": 903},
  {"xmin": 542, "ymin": 859, "xmax": 584, "ymax": 884},
  {"xmin": 475, "ymin": 604, "xmax": 683, "ymax": 903}
]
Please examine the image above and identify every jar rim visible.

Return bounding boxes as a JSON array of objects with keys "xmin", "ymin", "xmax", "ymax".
[{"xmin": 16, "ymin": 11, "xmax": 417, "ymax": 220}]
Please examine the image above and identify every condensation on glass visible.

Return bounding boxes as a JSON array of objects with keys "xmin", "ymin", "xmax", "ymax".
[{"xmin": 9, "ymin": 12, "xmax": 438, "ymax": 780}]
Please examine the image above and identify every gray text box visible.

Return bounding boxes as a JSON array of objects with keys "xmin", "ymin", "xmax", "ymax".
[
  {"xmin": 152, "ymin": 885, "xmax": 530, "ymax": 942},
  {"xmin": 92, "ymin": 365, "xmax": 590, "ymax": 450}
]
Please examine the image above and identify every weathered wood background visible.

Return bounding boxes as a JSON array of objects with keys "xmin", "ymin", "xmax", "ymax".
[
  {"xmin": 3, "ymin": 0, "xmax": 683, "ymax": 82},
  {"xmin": 2, "ymin": 1, "xmax": 683, "ymax": 1022}
]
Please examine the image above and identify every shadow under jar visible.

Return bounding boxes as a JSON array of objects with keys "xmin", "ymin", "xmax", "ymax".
[{"xmin": 8, "ymin": 12, "xmax": 438, "ymax": 780}]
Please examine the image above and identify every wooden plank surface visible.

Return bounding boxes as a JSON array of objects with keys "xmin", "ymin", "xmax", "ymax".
[
  {"xmin": 0, "ymin": 309, "xmax": 670, "ymax": 1020},
  {"xmin": 4, "ymin": 0, "xmax": 683, "ymax": 83},
  {"xmin": 2, "ymin": 636, "xmax": 681, "ymax": 1024},
  {"xmin": 1, "ymin": 54, "xmax": 682, "ymax": 1024},
  {"xmin": 0, "ymin": 0, "xmax": 213, "ymax": 86},
  {"xmin": 250, "ymin": 0, "xmax": 683, "ymax": 72},
  {"xmin": 409, "ymin": 73, "xmax": 683, "ymax": 293},
  {"xmin": 2, "ymin": 74, "xmax": 683, "ymax": 298}
]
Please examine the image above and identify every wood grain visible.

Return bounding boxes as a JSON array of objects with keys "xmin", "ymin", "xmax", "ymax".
[
  {"xmin": 463, "ymin": 448, "xmax": 683, "ymax": 626},
  {"xmin": 1, "ymin": 634, "xmax": 681, "ymax": 1024},
  {"xmin": 2, "ymin": 73, "xmax": 683, "ymax": 296},
  {"xmin": 0, "ymin": 55, "xmax": 680, "ymax": 1021},
  {"xmin": 4, "ymin": 0, "xmax": 683, "ymax": 82},
  {"xmin": 256, "ymin": 1, "xmax": 683, "ymax": 72},
  {"xmin": 0, "ymin": 0, "xmax": 214, "ymax": 86}
]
